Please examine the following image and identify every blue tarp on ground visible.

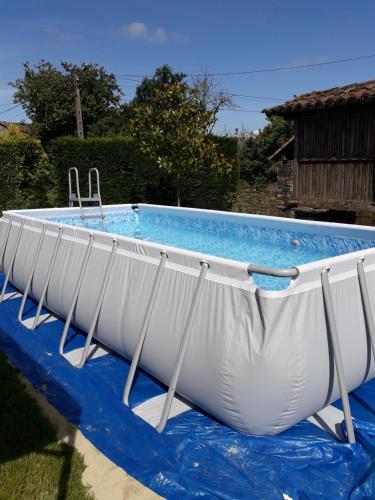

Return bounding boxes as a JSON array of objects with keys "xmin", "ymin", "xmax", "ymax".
[{"xmin": 0, "ymin": 273, "xmax": 375, "ymax": 499}]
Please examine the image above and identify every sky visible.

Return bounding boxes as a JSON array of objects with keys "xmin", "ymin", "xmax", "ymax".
[{"xmin": 1, "ymin": 0, "xmax": 375, "ymax": 133}]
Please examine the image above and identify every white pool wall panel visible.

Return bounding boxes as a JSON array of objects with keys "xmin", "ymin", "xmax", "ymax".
[{"xmin": 2, "ymin": 204, "xmax": 375, "ymax": 435}]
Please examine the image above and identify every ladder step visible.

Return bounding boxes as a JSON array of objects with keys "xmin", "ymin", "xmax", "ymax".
[
  {"xmin": 78, "ymin": 197, "xmax": 100, "ymax": 202},
  {"xmin": 70, "ymin": 196, "xmax": 100, "ymax": 203}
]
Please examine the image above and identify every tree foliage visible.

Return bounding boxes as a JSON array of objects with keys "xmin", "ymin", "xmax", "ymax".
[
  {"xmin": 240, "ymin": 116, "xmax": 293, "ymax": 184},
  {"xmin": 87, "ymin": 104, "xmax": 134, "ymax": 137},
  {"xmin": 129, "ymin": 76, "xmax": 234, "ymax": 205},
  {"xmin": 0, "ymin": 128, "xmax": 51, "ymax": 211},
  {"xmin": 10, "ymin": 60, "xmax": 123, "ymax": 142},
  {"xmin": 133, "ymin": 64, "xmax": 186, "ymax": 105}
]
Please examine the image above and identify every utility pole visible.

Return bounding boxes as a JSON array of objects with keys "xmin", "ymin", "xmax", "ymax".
[{"xmin": 73, "ymin": 73, "xmax": 84, "ymax": 138}]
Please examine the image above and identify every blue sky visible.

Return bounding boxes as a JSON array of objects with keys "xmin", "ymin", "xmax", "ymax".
[{"xmin": 1, "ymin": 0, "xmax": 375, "ymax": 133}]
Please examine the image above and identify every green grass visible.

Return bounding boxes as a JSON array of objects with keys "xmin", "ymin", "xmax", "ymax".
[{"xmin": 0, "ymin": 351, "xmax": 94, "ymax": 500}]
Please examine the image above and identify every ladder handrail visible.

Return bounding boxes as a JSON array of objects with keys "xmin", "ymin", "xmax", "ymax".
[
  {"xmin": 88, "ymin": 168, "xmax": 100, "ymax": 199},
  {"xmin": 321, "ymin": 267, "xmax": 355, "ymax": 443},
  {"xmin": 156, "ymin": 261, "xmax": 209, "ymax": 433},
  {"xmin": 68, "ymin": 168, "xmax": 105, "ymax": 228},
  {"xmin": 88, "ymin": 168, "xmax": 105, "ymax": 223},
  {"xmin": 123, "ymin": 251, "xmax": 168, "ymax": 406},
  {"xmin": 68, "ymin": 168, "xmax": 82, "ymax": 213}
]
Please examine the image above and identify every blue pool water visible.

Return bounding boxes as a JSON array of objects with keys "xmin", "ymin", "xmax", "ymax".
[{"xmin": 46, "ymin": 209, "xmax": 375, "ymax": 290}]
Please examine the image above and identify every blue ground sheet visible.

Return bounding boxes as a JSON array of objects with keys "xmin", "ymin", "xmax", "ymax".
[{"xmin": 0, "ymin": 272, "xmax": 375, "ymax": 499}]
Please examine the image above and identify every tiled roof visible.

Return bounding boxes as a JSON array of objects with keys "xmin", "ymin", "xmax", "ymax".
[{"xmin": 264, "ymin": 79, "xmax": 375, "ymax": 116}]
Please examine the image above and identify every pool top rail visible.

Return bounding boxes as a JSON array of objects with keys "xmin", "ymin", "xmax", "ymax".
[{"xmin": 247, "ymin": 263, "xmax": 299, "ymax": 278}]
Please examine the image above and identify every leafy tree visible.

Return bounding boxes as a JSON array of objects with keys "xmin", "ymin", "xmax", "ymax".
[
  {"xmin": 129, "ymin": 79, "xmax": 233, "ymax": 206},
  {"xmin": 10, "ymin": 60, "xmax": 123, "ymax": 142},
  {"xmin": 133, "ymin": 64, "xmax": 186, "ymax": 105},
  {"xmin": 240, "ymin": 115, "xmax": 293, "ymax": 184},
  {"xmin": 87, "ymin": 104, "xmax": 134, "ymax": 137}
]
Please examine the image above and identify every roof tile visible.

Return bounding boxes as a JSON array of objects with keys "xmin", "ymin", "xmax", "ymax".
[{"xmin": 265, "ymin": 79, "xmax": 375, "ymax": 116}]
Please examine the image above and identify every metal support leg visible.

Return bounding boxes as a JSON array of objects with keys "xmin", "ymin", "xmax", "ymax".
[
  {"xmin": 123, "ymin": 251, "xmax": 168, "ymax": 405},
  {"xmin": 156, "ymin": 261, "xmax": 209, "ymax": 433},
  {"xmin": 31, "ymin": 227, "xmax": 63, "ymax": 330},
  {"xmin": 18, "ymin": 224, "xmax": 47, "ymax": 322},
  {"xmin": 0, "ymin": 219, "xmax": 25, "ymax": 302},
  {"xmin": 0, "ymin": 216, "xmax": 13, "ymax": 272},
  {"xmin": 76, "ymin": 239, "xmax": 118, "ymax": 369},
  {"xmin": 59, "ymin": 234, "xmax": 94, "ymax": 355},
  {"xmin": 357, "ymin": 258, "xmax": 375, "ymax": 363},
  {"xmin": 321, "ymin": 268, "xmax": 356, "ymax": 443}
]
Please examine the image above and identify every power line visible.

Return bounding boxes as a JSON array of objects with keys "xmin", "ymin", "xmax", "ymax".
[
  {"xmin": 191, "ymin": 53, "xmax": 375, "ymax": 76},
  {"xmin": 116, "ymin": 76, "xmax": 143, "ymax": 83},
  {"xmin": 222, "ymin": 108, "xmax": 262, "ymax": 113},
  {"xmin": 117, "ymin": 53, "xmax": 375, "ymax": 78},
  {"xmin": 3, "ymin": 110, "xmax": 26, "ymax": 122},
  {"xmin": 0, "ymin": 103, "xmax": 22, "ymax": 116},
  {"xmin": 116, "ymin": 78, "xmax": 285, "ymax": 102},
  {"xmin": 220, "ymin": 92, "xmax": 283, "ymax": 101}
]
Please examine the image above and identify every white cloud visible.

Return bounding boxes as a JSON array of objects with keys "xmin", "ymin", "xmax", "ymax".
[
  {"xmin": 44, "ymin": 26, "xmax": 83, "ymax": 44},
  {"xmin": 121, "ymin": 22, "xmax": 184, "ymax": 44},
  {"xmin": 122, "ymin": 22, "xmax": 149, "ymax": 40},
  {"xmin": 154, "ymin": 27, "xmax": 167, "ymax": 42}
]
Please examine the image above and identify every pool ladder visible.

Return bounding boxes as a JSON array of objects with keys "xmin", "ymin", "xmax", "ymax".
[{"xmin": 68, "ymin": 167, "xmax": 105, "ymax": 229}]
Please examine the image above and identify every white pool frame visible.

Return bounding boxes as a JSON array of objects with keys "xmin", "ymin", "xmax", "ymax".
[{"xmin": 2, "ymin": 203, "xmax": 375, "ymax": 441}]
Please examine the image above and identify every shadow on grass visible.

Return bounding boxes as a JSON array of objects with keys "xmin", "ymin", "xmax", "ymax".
[{"xmin": 0, "ymin": 343, "xmax": 91, "ymax": 500}]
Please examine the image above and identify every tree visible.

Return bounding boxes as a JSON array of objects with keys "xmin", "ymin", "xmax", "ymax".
[
  {"xmin": 10, "ymin": 60, "xmax": 123, "ymax": 142},
  {"xmin": 192, "ymin": 73, "xmax": 235, "ymax": 133},
  {"xmin": 133, "ymin": 64, "xmax": 186, "ymax": 105},
  {"xmin": 240, "ymin": 116, "xmax": 293, "ymax": 184},
  {"xmin": 87, "ymin": 104, "xmax": 134, "ymax": 137},
  {"xmin": 129, "ymin": 79, "xmax": 233, "ymax": 206}
]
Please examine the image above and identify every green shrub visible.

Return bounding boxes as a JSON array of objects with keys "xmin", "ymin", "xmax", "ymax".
[
  {"xmin": 0, "ymin": 130, "xmax": 51, "ymax": 212},
  {"xmin": 49, "ymin": 135, "xmax": 239, "ymax": 210},
  {"xmin": 183, "ymin": 135, "xmax": 239, "ymax": 210},
  {"xmin": 49, "ymin": 136, "xmax": 172, "ymax": 207}
]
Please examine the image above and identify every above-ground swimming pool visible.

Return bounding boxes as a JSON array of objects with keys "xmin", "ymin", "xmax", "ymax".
[{"xmin": 2, "ymin": 203, "xmax": 375, "ymax": 438}]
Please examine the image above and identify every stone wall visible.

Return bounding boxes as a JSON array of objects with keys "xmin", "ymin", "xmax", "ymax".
[{"xmin": 232, "ymin": 160, "xmax": 297, "ymax": 217}]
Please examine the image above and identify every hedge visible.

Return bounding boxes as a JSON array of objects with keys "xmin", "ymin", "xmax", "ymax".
[
  {"xmin": 0, "ymin": 135, "xmax": 51, "ymax": 212},
  {"xmin": 182, "ymin": 135, "xmax": 239, "ymax": 209},
  {"xmin": 49, "ymin": 135, "xmax": 239, "ymax": 210}
]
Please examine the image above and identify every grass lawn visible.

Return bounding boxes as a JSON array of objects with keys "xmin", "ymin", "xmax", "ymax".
[{"xmin": 0, "ymin": 351, "xmax": 94, "ymax": 500}]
